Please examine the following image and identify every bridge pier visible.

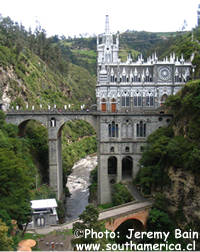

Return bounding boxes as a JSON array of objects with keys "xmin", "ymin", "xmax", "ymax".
[{"xmin": 48, "ymin": 129, "xmax": 63, "ymax": 201}]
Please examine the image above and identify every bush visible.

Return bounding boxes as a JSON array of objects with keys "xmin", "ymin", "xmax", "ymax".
[{"xmin": 112, "ymin": 183, "xmax": 133, "ymax": 206}]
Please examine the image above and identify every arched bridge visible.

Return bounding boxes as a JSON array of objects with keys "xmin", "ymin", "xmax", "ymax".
[
  {"xmin": 6, "ymin": 110, "xmax": 99, "ymax": 200},
  {"xmin": 6, "ymin": 108, "xmax": 171, "ymax": 203},
  {"xmin": 99, "ymin": 200, "xmax": 152, "ymax": 231}
]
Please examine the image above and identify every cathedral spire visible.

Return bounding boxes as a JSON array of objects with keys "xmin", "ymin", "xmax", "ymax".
[{"xmin": 105, "ymin": 15, "xmax": 110, "ymax": 34}]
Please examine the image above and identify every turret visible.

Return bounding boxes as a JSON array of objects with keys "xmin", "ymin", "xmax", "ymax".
[{"xmin": 97, "ymin": 15, "xmax": 119, "ymax": 65}]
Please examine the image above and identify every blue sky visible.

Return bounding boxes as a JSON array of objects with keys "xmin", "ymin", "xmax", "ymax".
[{"xmin": 0, "ymin": 0, "xmax": 199, "ymax": 37}]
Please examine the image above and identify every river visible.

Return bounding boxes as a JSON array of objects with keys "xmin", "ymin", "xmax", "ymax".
[{"xmin": 65, "ymin": 155, "xmax": 97, "ymax": 222}]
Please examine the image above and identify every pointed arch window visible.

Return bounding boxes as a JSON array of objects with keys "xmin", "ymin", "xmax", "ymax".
[
  {"xmin": 134, "ymin": 94, "xmax": 142, "ymax": 107},
  {"xmin": 111, "ymin": 75, "xmax": 115, "ymax": 82},
  {"xmin": 108, "ymin": 121, "xmax": 119, "ymax": 138},
  {"xmin": 146, "ymin": 93, "xmax": 154, "ymax": 106},
  {"xmin": 50, "ymin": 117, "xmax": 56, "ymax": 127},
  {"xmin": 110, "ymin": 146, "xmax": 115, "ymax": 152},
  {"xmin": 125, "ymin": 146, "xmax": 130, "ymax": 152},
  {"xmin": 122, "ymin": 92, "xmax": 130, "ymax": 107},
  {"xmin": 101, "ymin": 98, "xmax": 107, "ymax": 112},
  {"xmin": 122, "ymin": 75, "xmax": 126, "ymax": 82},
  {"xmin": 145, "ymin": 75, "xmax": 150, "ymax": 82},
  {"xmin": 175, "ymin": 75, "xmax": 179, "ymax": 82},
  {"xmin": 122, "ymin": 119, "xmax": 133, "ymax": 138},
  {"xmin": 108, "ymin": 156, "xmax": 117, "ymax": 174},
  {"xmin": 111, "ymin": 98, "xmax": 117, "ymax": 112},
  {"xmin": 136, "ymin": 121, "xmax": 146, "ymax": 137},
  {"xmin": 122, "ymin": 96, "xmax": 130, "ymax": 107}
]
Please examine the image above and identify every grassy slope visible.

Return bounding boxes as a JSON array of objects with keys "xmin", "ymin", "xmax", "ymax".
[{"xmin": 0, "ymin": 45, "xmax": 96, "ymax": 109}]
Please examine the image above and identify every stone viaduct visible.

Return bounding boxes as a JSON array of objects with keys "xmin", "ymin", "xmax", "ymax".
[
  {"xmin": 6, "ymin": 110, "xmax": 98, "ymax": 200},
  {"xmin": 6, "ymin": 109, "xmax": 171, "ymax": 203}
]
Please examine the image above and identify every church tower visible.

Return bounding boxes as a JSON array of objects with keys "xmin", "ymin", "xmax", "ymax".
[
  {"xmin": 97, "ymin": 15, "xmax": 119, "ymax": 64},
  {"xmin": 96, "ymin": 16, "xmax": 192, "ymax": 204}
]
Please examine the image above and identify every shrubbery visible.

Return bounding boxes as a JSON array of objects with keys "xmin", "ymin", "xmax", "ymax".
[
  {"xmin": 112, "ymin": 183, "xmax": 134, "ymax": 206},
  {"xmin": 136, "ymin": 81, "xmax": 200, "ymax": 194}
]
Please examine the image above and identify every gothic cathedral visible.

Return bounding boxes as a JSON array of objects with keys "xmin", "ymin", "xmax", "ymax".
[{"xmin": 96, "ymin": 16, "xmax": 192, "ymax": 204}]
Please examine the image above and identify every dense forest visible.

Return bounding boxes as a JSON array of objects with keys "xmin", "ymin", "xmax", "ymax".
[
  {"xmin": 0, "ymin": 12, "xmax": 200, "ymax": 249},
  {"xmin": 135, "ymin": 80, "xmax": 200, "ymax": 249}
]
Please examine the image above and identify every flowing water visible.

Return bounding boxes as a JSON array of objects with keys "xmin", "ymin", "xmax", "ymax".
[{"xmin": 65, "ymin": 155, "xmax": 97, "ymax": 222}]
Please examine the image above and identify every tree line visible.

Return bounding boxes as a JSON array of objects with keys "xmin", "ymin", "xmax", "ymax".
[{"xmin": 0, "ymin": 15, "xmax": 69, "ymax": 75}]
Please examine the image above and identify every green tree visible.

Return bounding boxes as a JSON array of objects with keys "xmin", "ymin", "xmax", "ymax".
[
  {"xmin": 0, "ymin": 149, "xmax": 32, "ymax": 225},
  {"xmin": 72, "ymin": 205, "xmax": 107, "ymax": 250},
  {"xmin": 112, "ymin": 183, "xmax": 133, "ymax": 206},
  {"xmin": 0, "ymin": 219, "xmax": 14, "ymax": 251}
]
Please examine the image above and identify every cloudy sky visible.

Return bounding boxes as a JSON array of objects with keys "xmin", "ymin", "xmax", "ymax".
[{"xmin": 0, "ymin": 0, "xmax": 199, "ymax": 37}]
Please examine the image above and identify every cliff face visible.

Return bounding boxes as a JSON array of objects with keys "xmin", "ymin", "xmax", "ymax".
[
  {"xmin": 136, "ymin": 80, "xmax": 200, "ymax": 230},
  {"xmin": 0, "ymin": 45, "xmax": 96, "ymax": 110},
  {"xmin": 163, "ymin": 80, "xmax": 200, "ymax": 228},
  {"xmin": 165, "ymin": 166, "xmax": 200, "ymax": 227}
]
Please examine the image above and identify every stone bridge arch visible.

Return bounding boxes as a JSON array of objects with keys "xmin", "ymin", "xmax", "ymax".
[
  {"xmin": 48, "ymin": 114, "xmax": 98, "ymax": 137},
  {"xmin": 48, "ymin": 114, "xmax": 98, "ymax": 200},
  {"xmin": 18, "ymin": 118, "xmax": 48, "ymax": 136},
  {"xmin": 6, "ymin": 112, "xmax": 98, "ymax": 200},
  {"xmin": 6, "ymin": 114, "xmax": 48, "ymax": 128},
  {"xmin": 105, "ymin": 208, "xmax": 150, "ymax": 232}
]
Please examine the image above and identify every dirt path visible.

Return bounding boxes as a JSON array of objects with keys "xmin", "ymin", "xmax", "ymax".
[{"xmin": 36, "ymin": 230, "xmax": 73, "ymax": 251}]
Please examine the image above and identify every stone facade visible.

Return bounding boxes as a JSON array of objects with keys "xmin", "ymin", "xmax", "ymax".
[
  {"xmin": 96, "ymin": 16, "xmax": 192, "ymax": 204},
  {"xmin": 96, "ymin": 16, "xmax": 192, "ymax": 113}
]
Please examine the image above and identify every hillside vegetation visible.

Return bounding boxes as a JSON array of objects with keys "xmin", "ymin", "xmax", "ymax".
[
  {"xmin": 135, "ymin": 80, "xmax": 200, "ymax": 248},
  {"xmin": 0, "ymin": 15, "xmax": 96, "ymax": 109}
]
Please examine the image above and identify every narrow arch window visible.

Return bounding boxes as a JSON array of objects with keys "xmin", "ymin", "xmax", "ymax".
[
  {"xmin": 125, "ymin": 146, "xmax": 130, "ymax": 152},
  {"xmin": 134, "ymin": 96, "xmax": 142, "ymax": 107},
  {"xmin": 136, "ymin": 121, "xmax": 146, "ymax": 137},
  {"xmin": 108, "ymin": 121, "xmax": 119, "ymax": 138},
  {"xmin": 50, "ymin": 117, "xmax": 56, "ymax": 127},
  {"xmin": 101, "ymin": 98, "xmax": 107, "ymax": 112},
  {"xmin": 111, "ymin": 75, "xmax": 115, "ymax": 82},
  {"xmin": 145, "ymin": 76, "xmax": 150, "ymax": 82},
  {"xmin": 146, "ymin": 94, "xmax": 154, "ymax": 106},
  {"xmin": 108, "ymin": 156, "xmax": 117, "ymax": 175},
  {"xmin": 122, "ymin": 75, "xmax": 126, "ymax": 82},
  {"xmin": 122, "ymin": 96, "xmax": 130, "ymax": 107},
  {"xmin": 122, "ymin": 156, "xmax": 132, "ymax": 179},
  {"xmin": 175, "ymin": 75, "xmax": 179, "ymax": 82},
  {"xmin": 110, "ymin": 146, "xmax": 115, "ymax": 152},
  {"xmin": 122, "ymin": 120, "xmax": 133, "ymax": 138},
  {"xmin": 111, "ymin": 98, "xmax": 117, "ymax": 112}
]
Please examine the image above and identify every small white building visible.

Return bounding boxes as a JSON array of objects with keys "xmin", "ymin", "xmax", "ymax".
[{"xmin": 30, "ymin": 198, "xmax": 58, "ymax": 228}]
